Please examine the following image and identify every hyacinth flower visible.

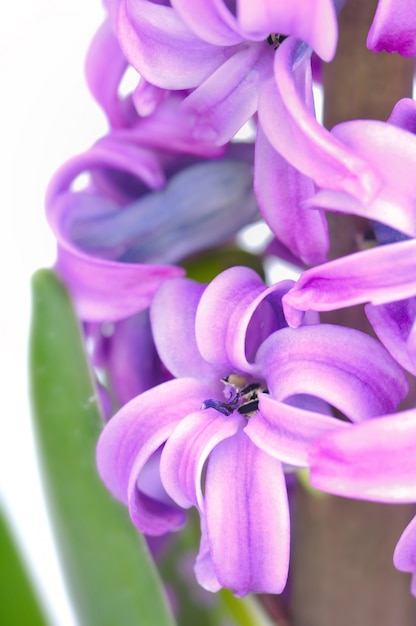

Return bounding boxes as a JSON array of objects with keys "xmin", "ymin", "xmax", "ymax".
[
  {"xmin": 279, "ymin": 96, "xmax": 416, "ymax": 364},
  {"xmin": 45, "ymin": 94, "xmax": 259, "ymax": 323},
  {"xmin": 100, "ymin": 0, "xmax": 347, "ymax": 265},
  {"xmin": 367, "ymin": 0, "xmax": 416, "ymax": 56},
  {"xmin": 258, "ymin": 47, "xmax": 416, "ymax": 218},
  {"xmin": 107, "ymin": 0, "xmax": 339, "ymax": 122},
  {"xmin": 96, "ymin": 265, "xmax": 408, "ymax": 596}
]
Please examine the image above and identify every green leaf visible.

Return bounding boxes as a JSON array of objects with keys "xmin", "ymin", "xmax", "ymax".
[
  {"xmin": 29, "ymin": 269, "xmax": 176, "ymax": 626},
  {"xmin": 0, "ymin": 506, "xmax": 48, "ymax": 626}
]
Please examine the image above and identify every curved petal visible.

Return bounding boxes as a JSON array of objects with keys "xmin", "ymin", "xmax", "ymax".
[
  {"xmin": 205, "ymin": 430, "xmax": 290, "ymax": 595},
  {"xmin": 124, "ymin": 93, "xmax": 226, "ymax": 156},
  {"xmin": 258, "ymin": 39, "xmax": 380, "ymax": 203},
  {"xmin": 151, "ymin": 278, "xmax": 222, "ymax": 381},
  {"xmin": 245, "ymin": 395, "xmax": 349, "ymax": 467},
  {"xmin": 256, "ymin": 324, "xmax": 409, "ymax": 420},
  {"xmin": 366, "ymin": 299, "xmax": 416, "ymax": 375},
  {"xmin": 194, "ymin": 515, "xmax": 221, "ymax": 592},
  {"xmin": 132, "ymin": 79, "xmax": 169, "ymax": 117},
  {"xmin": 282, "ymin": 240, "xmax": 416, "ymax": 327},
  {"xmin": 195, "ymin": 266, "xmax": 294, "ymax": 374},
  {"xmin": 53, "ymin": 239, "xmax": 184, "ymax": 322},
  {"xmin": 160, "ymin": 410, "xmax": 245, "ymax": 509},
  {"xmin": 237, "ymin": 0, "xmax": 338, "ymax": 61},
  {"xmin": 181, "ymin": 43, "xmax": 271, "ymax": 145},
  {"xmin": 254, "ymin": 121, "xmax": 329, "ymax": 265},
  {"xmin": 45, "ymin": 138, "xmax": 165, "ymax": 208},
  {"xmin": 388, "ymin": 97, "xmax": 416, "ymax": 134},
  {"xmin": 309, "ymin": 409, "xmax": 416, "ymax": 502},
  {"xmin": 108, "ymin": 311, "xmax": 169, "ymax": 404},
  {"xmin": 311, "ymin": 119, "xmax": 416, "ymax": 237},
  {"xmin": 170, "ymin": 0, "xmax": 243, "ymax": 45},
  {"xmin": 76, "ymin": 160, "xmax": 259, "ymax": 265},
  {"xmin": 118, "ymin": 0, "xmax": 238, "ymax": 88},
  {"xmin": 84, "ymin": 20, "xmax": 130, "ymax": 128},
  {"xmin": 367, "ymin": 0, "xmax": 416, "ymax": 56},
  {"xmin": 394, "ymin": 515, "xmax": 416, "ymax": 595},
  {"xmin": 96, "ymin": 378, "xmax": 211, "ymax": 534}
]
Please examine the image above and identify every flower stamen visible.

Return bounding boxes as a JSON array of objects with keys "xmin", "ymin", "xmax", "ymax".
[
  {"xmin": 201, "ymin": 375, "xmax": 268, "ymax": 418},
  {"xmin": 266, "ymin": 34, "xmax": 287, "ymax": 50}
]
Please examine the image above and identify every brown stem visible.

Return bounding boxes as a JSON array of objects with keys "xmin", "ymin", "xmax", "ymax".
[
  {"xmin": 291, "ymin": 490, "xmax": 416, "ymax": 626},
  {"xmin": 289, "ymin": 1, "xmax": 416, "ymax": 624}
]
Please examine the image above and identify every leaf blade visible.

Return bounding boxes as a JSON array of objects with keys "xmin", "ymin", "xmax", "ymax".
[{"xmin": 29, "ymin": 268, "xmax": 176, "ymax": 626}]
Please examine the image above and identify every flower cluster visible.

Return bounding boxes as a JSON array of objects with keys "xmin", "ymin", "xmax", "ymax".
[{"xmin": 45, "ymin": 0, "xmax": 416, "ymax": 605}]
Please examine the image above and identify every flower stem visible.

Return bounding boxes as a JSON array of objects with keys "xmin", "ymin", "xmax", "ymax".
[{"xmin": 289, "ymin": 0, "xmax": 416, "ymax": 623}]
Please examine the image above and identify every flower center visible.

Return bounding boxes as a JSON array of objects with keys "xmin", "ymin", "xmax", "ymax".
[
  {"xmin": 201, "ymin": 374, "xmax": 268, "ymax": 418},
  {"xmin": 266, "ymin": 33, "xmax": 287, "ymax": 50}
]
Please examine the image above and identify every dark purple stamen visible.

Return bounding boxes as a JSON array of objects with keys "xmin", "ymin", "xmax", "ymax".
[
  {"xmin": 202, "ymin": 378, "xmax": 268, "ymax": 418},
  {"xmin": 201, "ymin": 398, "xmax": 234, "ymax": 416},
  {"xmin": 238, "ymin": 400, "xmax": 259, "ymax": 415},
  {"xmin": 266, "ymin": 33, "xmax": 287, "ymax": 49}
]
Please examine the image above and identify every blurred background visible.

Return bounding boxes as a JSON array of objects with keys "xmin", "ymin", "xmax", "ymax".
[{"xmin": 1, "ymin": 2, "xmax": 106, "ymax": 623}]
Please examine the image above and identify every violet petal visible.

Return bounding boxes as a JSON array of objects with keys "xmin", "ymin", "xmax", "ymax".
[
  {"xmin": 367, "ymin": 0, "xmax": 416, "ymax": 56},
  {"xmin": 309, "ymin": 409, "xmax": 416, "ymax": 502},
  {"xmin": 256, "ymin": 324, "xmax": 409, "ymax": 419},
  {"xmin": 150, "ymin": 278, "xmax": 223, "ymax": 381},
  {"xmin": 245, "ymin": 395, "xmax": 349, "ymax": 467},
  {"xmin": 160, "ymin": 410, "xmax": 245, "ymax": 509},
  {"xmin": 205, "ymin": 430, "xmax": 290, "ymax": 595},
  {"xmin": 96, "ymin": 378, "xmax": 211, "ymax": 534},
  {"xmin": 195, "ymin": 266, "xmax": 294, "ymax": 374},
  {"xmin": 118, "ymin": 0, "xmax": 237, "ymax": 88},
  {"xmin": 258, "ymin": 39, "xmax": 380, "ymax": 202},
  {"xmin": 283, "ymin": 239, "xmax": 416, "ymax": 327},
  {"xmin": 237, "ymin": 0, "xmax": 338, "ymax": 61}
]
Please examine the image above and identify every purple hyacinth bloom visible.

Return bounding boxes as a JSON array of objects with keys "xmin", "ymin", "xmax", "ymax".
[
  {"xmin": 259, "ymin": 58, "xmax": 416, "ymax": 233},
  {"xmin": 302, "ymin": 99, "xmax": 416, "ymax": 237},
  {"xmin": 96, "ymin": 266, "xmax": 408, "ymax": 596},
  {"xmin": 100, "ymin": 0, "xmax": 340, "ymax": 265},
  {"xmin": 110, "ymin": 0, "xmax": 338, "ymax": 102},
  {"xmin": 46, "ymin": 94, "xmax": 260, "ymax": 322},
  {"xmin": 280, "ymin": 97, "xmax": 416, "ymax": 373},
  {"xmin": 367, "ymin": 0, "xmax": 416, "ymax": 56}
]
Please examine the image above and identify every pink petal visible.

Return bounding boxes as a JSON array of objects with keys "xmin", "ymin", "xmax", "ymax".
[
  {"xmin": 258, "ymin": 39, "xmax": 380, "ymax": 203},
  {"xmin": 118, "ymin": 0, "xmax": 237, "ymax": 88},
  {"xmin": 237, "ymin": 0, "xmax": 338, "ymax": 61},
  {"xmin": 150, "ymin": 278, "xmax": 222, "ymax": 381},
  {"xmin": 245, "ymin": 394, "xmax": 349, "ymax": 467},
  {"xmin": 283, "ymin": 240, "xmax": 416, "ymax": 327},
  {"xmin": 254, "ymin": 121, "xmax": 329, "ymax": 265},
  {"xmin": 367, "ymin": 0, "xmax": 416, "ymax": 56},
  {"xmin": 310, "ymin": 410, "xmax": 416, "ymax": 503},
  {"xmin": 160, "ymin": 410, "xmax": 244, "ymax": 509},
  {"xmin": 96, "ymin": 378, "xmax": 210, "ymax": 534},
  {"xmin": 170, "ymin": 0, "xmax": 243, "ymax": 45},
  {"xmin": 256, "ymin": 324, "xmax": 408, "ymax": 419},
  {"xmin": 205, "ymin": 430, "xmax": 290, "ymax": 595},
  {"xmin": 394, "ymin": 515, "xmax": 416, "ymax": 595},
  {"xmin": 195, "ymin": 266, "xmax": 294, "ymax": 374}
]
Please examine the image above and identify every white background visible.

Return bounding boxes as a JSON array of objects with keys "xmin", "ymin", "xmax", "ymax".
[{"xmin": 1, "ymin": 2, "xmax": 106, "ymax": 624}]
